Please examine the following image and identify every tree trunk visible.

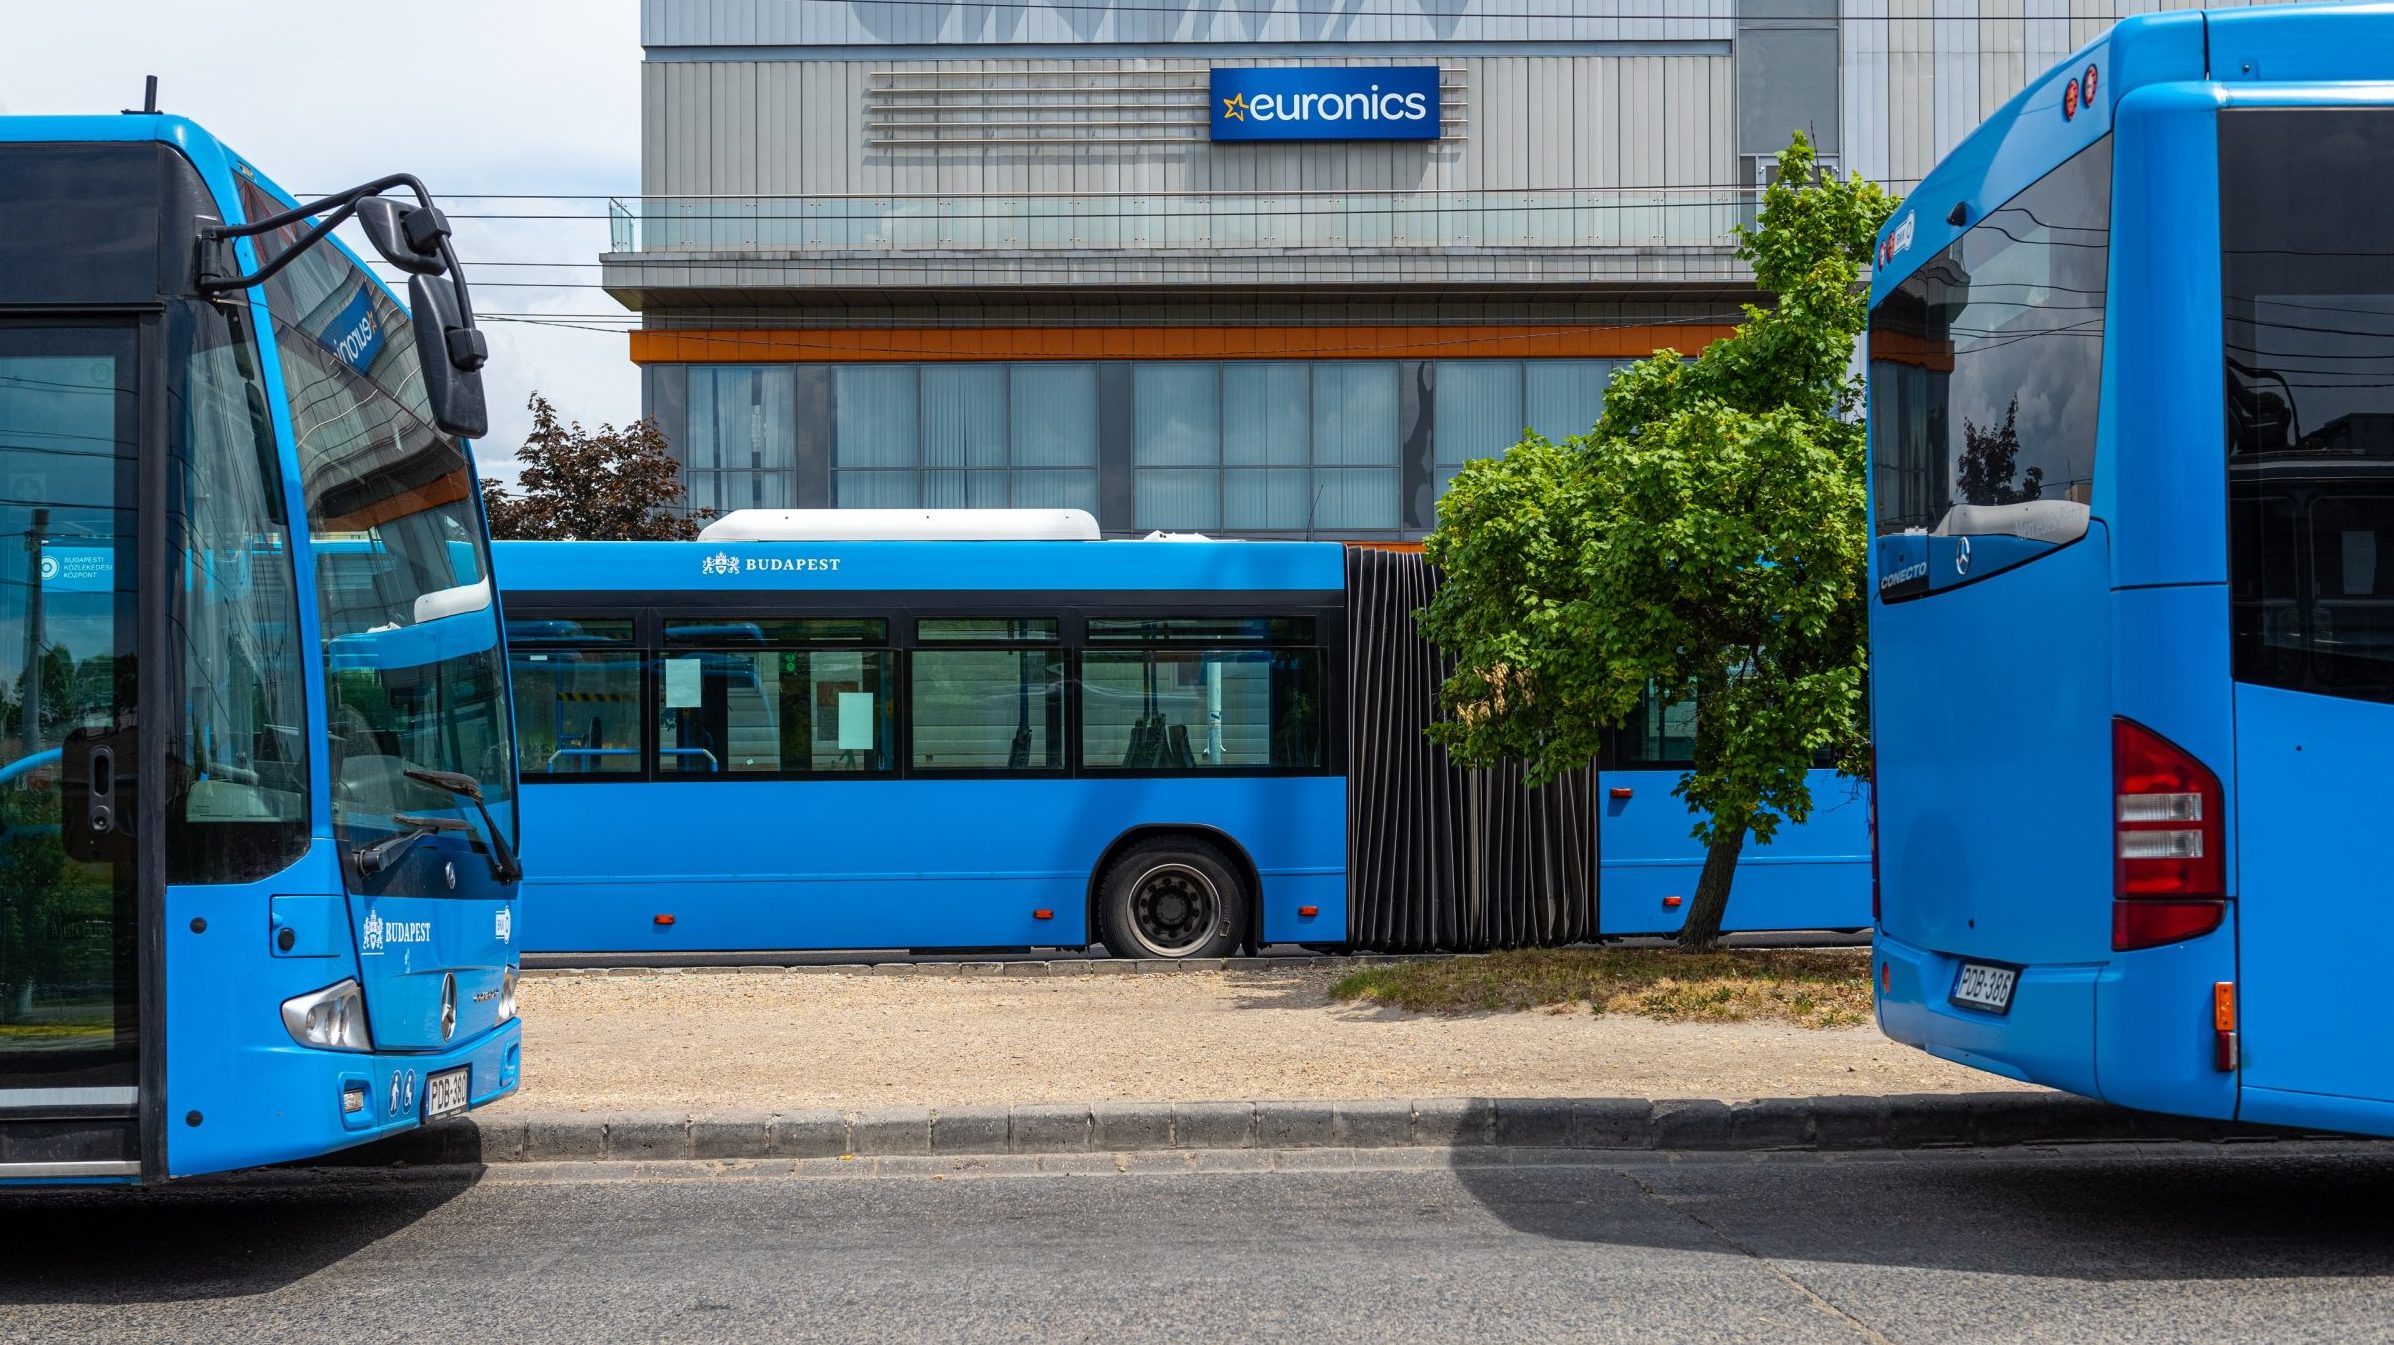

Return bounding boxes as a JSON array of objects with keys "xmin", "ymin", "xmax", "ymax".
[{"xmin": 1676, "ymin": 826, "xmax": 1747, "ymax": 952}]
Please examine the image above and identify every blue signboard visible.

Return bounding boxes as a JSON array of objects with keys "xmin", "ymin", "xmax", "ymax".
[
  {"xmin": 38, "ymin": 544, "xmax": 113, "ymax": 594},
  {"xmin": 1209, "ymin": 66, "xmax": 1440, "ymax": 142},
  {"xmin": 316, "ymin": 285, "xmax": 386, "ymax": 377}
]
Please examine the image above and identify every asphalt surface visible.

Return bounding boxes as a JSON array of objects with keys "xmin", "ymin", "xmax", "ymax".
[{"xmin": 4, "ymin": 1143, "xmax": 2391, "ymax": 1343}]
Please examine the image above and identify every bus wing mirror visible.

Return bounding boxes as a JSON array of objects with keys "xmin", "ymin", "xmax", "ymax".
[
  {"xmin": 355, "ymin": 197, "xmax": 447, "ymax": 276},
  {"xmin": 408, "ymin": 272, "xmax": 489, "ymax": 439}
]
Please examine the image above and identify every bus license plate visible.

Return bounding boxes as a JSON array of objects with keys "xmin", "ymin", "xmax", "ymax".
[
  {"xmin": 423, "ymin": 1067, "xmax": 471, "ymax": 1121},
  {"xmin": 1951, "ymin": 962, "xmax": 2018, "ymax": 1014}
]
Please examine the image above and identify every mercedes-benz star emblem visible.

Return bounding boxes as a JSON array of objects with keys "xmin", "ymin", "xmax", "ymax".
[
  {"xmin": 1955, "ymin": 535, "xmax": 1973, "ymax": 577},
  {"xmin": 440, "ymin": 973, "xmax": 458, "ymax": 1042}
]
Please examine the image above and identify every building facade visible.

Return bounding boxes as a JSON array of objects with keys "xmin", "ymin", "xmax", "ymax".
[{"xmin": 607, "ymin": 0, "xmax": 2269, "ymax": 540}]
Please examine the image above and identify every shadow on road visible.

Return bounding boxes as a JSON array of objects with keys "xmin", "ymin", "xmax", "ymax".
[
  {"xmin": 0, "ymin": 1166, "xmax": 483, "ymax": 1304},
  {"xmin": 1447, "ymin": 1142, "xmax": 2394, "ymax": 1282}
]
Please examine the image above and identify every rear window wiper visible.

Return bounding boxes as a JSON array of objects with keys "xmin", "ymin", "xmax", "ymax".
[
  {"xmin": 404, "ymin": 767, "xmax": 524, "ymax": 884},
  {"xmin": 353, "ymin": 813, "xmax": 471, "ymax": 879}
]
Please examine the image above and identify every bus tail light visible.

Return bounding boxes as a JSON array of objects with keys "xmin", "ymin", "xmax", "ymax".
[{"xmin": 2112, "ymin": 718, "xmax": 2225, "ymax": 951}]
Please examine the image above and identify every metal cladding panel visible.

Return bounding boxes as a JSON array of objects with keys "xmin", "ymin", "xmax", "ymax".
[
  {"xmin": 642, "ymin": 0, "xmax": 1735, "ymax": 48},
  {"xmin": 642, "ymin": 53, "xmax": 1733, "ymax": 200},
  {"xmin": 1343, "ymin": 548, "xmax": 1600, "ymax": 952}
]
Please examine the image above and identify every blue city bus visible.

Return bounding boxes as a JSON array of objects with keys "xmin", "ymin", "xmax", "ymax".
[
  {"xmin": 495, "ymin": 532, "xmax": 1867, "ymax": 957},
  {"xmin": 0, "ymin": 112, "xmax": 522, "ymax": 1181},
  {"xmin": 1869, "ymin": 4, "xmax": 2394, "ymax": 1136}
]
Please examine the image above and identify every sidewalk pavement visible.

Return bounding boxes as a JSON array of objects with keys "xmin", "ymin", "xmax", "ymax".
[{"xmin": 332, "ymin": 1093, "xmax": 2345, "ymax": 1170}]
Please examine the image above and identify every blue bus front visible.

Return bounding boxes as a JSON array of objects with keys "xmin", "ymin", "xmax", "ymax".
[
  {"xmin": 0, "ymin": 116, "xmax": 520, "ymax": 1182},
  {"xmin": 1870, "ymin": 4, "xmax": 2394, "ymax": 1136}
]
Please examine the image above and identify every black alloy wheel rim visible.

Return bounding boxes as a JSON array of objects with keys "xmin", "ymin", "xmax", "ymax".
[{"xmin": 1128, "ymin": 862, "xmax": 1219, "ymax": 958}]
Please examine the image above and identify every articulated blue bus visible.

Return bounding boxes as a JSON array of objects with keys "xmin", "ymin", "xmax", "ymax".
[
  {"xmin": 495, "ymin": 527, "xmax": 1867, "ymax": 957},
  {"xmin": 1869, "ymin": 4, "xmax": 2394, "ymax": 1136},
  {"xmin": 0, "ymin": 113, "xmax": 521, "ymax": 1181}
]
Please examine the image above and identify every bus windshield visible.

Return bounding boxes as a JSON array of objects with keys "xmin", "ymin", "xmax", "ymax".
[{"xmin": 237, "ymin": 180, "xmax": 516, "ymax": 850}]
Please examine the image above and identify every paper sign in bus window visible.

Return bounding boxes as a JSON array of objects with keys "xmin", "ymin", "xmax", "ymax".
[
  {"xmin": 837, "ymin": 691, "xmax": 875, "ymax": 750},
  {"xmin": 664, "ymin": 656, "xmax": 702, "ymax": 708}
]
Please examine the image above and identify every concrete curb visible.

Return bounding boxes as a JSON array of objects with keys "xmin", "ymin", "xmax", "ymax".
[{"xmin": 329, "ymin": 1093, "xmax": 2347, "ymax": 1168}]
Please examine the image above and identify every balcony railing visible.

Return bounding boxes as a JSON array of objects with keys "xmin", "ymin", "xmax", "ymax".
[{"xmin": 605, "ymin": 188, "xmax": 1758, "ymax": 256}]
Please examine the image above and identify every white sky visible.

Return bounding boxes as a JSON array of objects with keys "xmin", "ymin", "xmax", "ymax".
[{"xmin": 0, "ymin": 0, "xmax": 647, "ymax": 486}]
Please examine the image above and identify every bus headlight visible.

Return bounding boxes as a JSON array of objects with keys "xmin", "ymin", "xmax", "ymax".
[
  {"xmin": 498, "ymin": 965, "xmax": 518, "ymax": 1024},
  {"xmin": 282, "ymin": 979, "xmax": 373, "ymax": 1052}
]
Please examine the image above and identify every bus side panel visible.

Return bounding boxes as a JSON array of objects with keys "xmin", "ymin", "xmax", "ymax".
[
  {"xmin": 161, "ymin": 846, "xmax": 524, "ymax": 1178},
  {"xmin": 515, "ymin": 777, "xmax": 1347, "ymax": 953},
  {"xmin": 2095, "ymin": 586, "xmax": 2237, "ymax": 1118},
  {"xmin": 1596, "ymin": 768, "xmax": 1870, "ymax": 935},
  {"xmin": 2091, "ymin": 92, "xmax": 2239, "ymax": 1121},
  {"xmin": 2235, "ymin": 684, "xmax": 2394, "ymax": 1127}
]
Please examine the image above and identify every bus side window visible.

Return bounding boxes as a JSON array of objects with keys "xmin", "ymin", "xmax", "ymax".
[
  {"xmin": 656, "ymin": 643, "xmax": 895, "ymax": 776},
  {"xmin": 1080, "ymin": 645, "xmax": 1324, "ymax": 772},
  {"xmin": 912, "ymin": 618, "xmax": 1065, "ymax": 771}
]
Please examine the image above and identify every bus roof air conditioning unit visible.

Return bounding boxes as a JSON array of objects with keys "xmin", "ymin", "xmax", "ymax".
[{"xmin": 697, "ymin": 508, "xmax": 1102, "ymax": 543}]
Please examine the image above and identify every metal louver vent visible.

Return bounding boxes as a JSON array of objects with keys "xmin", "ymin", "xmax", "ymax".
[{"xmin": 865, "ymin": 66, "xmax": 1470, "ymax": 147}]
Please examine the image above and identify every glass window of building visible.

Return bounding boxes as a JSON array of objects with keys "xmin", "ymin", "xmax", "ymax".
[
  {"xmin": 1310, "ymin": 363, "xmax": 1401, "ymax": 530},
  {"xmin": 1526, "ymin": 360, "xmax": 1616, "ymax": 441},
  {"xmin": 1223, "ymin": 362, "xmax": 1313, "ymax": 532},
  {"xmin": 922, "ymin": 364, "xmax": 1008, "ymax": 508},
  {"xmin": 689, "ymin": 366, "xmax": 798, "ymax": 515},
  {"xmin": 1432, "ymin": 361, "xmax": 1525, "ymax": 501},
  {"xmin": 1134, "ymin": 363, "xmax": 1223, "ymax": 531},
  {"xmin": 833, "ymin": 365, "xmax": 921, "ymax": 507},
  {"xmin": 1010, "ymin": 363, "xmax": 1099, "ymax": 510}
]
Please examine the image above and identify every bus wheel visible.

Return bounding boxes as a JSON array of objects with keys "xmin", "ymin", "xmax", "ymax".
[{"xmin": 1099, "ymin": 839, "xmax": 1247, "ymax": 960}]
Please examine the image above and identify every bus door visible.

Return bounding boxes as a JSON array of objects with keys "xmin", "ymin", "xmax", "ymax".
[{"xmin": 0, "ymin": 320, "xmax": 145, "ymax": 1179}]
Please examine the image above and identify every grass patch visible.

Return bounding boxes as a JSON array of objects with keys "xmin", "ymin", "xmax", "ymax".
[{"xmin": 1329, "ymin": 947, "xmax": 1872, "ymax": 1029}]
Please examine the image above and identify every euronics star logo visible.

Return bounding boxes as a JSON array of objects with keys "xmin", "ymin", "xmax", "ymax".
[{"xmin": 1220, "ymin": 92, "xmax": 1247, "ymax": 121}]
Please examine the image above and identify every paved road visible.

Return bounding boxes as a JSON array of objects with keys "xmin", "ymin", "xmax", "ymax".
[{"xmin": 3, "ymin": 1144, "xmax": 2391, "ymax": 1343}]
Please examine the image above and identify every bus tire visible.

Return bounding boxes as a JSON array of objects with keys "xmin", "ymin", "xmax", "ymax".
[{"xmin": 1098, "ymin": 838, "xmax": 1248, "ymax": 960}]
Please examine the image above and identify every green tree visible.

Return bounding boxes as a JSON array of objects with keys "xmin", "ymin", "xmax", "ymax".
[
  {"xmin": 480, "ymin": 392, "xmax": 705, "ymax": 540},
  {"xmin": 1419, "ymin": 133, "xmax": 1896, "ymax": 950}
]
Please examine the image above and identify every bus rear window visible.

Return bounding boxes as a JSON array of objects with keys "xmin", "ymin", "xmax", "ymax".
[{"xmin": 1869, "ymin": 137, "xmax": 2111, "ymax": 599}]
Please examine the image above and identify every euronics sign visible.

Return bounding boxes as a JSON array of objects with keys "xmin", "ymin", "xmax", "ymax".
[{"xmin": 1209, "ymin": 66, "xmax": 1440, "ymax": 142}]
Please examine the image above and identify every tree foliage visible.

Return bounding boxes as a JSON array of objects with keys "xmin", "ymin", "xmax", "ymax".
[
  {"xmin": 1957, "ymin": 397, "xmax": 2042, "ymax": 506},
  {"xmin": 1417, "ymin": 133, "xmax": 1896, "ymax": 948},
  {"xmin": 480, "ymin": 392, "xmax": 704, "ymax": 540}
]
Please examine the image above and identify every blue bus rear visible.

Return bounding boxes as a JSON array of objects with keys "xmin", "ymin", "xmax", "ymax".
[
  {"xmin": 1869, "ymin": 4, "xmax": 2394, "ymax": 1136},
  {"xmin": 0, "ymin": 115, "xmax": 521, "ymax": 1181}
]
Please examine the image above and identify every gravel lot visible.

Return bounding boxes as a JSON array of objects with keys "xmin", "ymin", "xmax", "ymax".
[{"xmin": 500, "ymin": 966, "xmax": 2039, "ymax": 1112}]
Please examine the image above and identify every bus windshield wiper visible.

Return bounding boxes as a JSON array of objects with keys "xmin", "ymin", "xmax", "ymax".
[
  {"xmin": 353, "ymin": 813, "xmax": 471, "ymax": 878},
  {"xmin": 403, "ymin": 767, "xmax": 525, "ymax": 884}
]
